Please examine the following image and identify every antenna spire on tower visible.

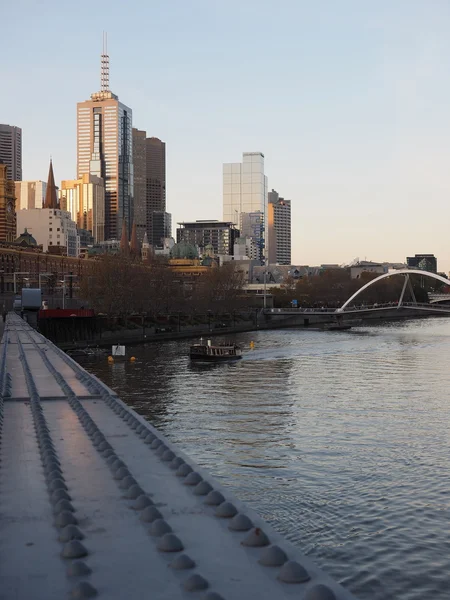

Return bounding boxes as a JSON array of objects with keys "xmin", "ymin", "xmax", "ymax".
[{"xmin": 101, "ymin": 31, "xmax": 109, "ymax": 92}]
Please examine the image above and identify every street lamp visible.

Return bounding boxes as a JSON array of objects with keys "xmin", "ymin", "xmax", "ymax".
[
  {"xmin": 13, "ymin": 272, "xmax": 30, "ymax": 294},
  {"xmin": 39, "ymin": 272, "xmax": 53, "ymax": 290},
  {"xmin": 59, "ymin": 280, "xmax": 66, "ymax": 309}
]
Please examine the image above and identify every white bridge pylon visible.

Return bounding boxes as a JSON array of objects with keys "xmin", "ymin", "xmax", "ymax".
[{"xmin": 336, "ymin": 269, "xmax": 450, "ymax": 312}]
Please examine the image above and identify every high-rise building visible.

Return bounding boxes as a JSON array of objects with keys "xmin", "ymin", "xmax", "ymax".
[
  {"xmin": 177, "ymin": 220, "xmax": 239, "ymax": 256},
  {"xmin": 268, "ymin": 189, "xmax": 291, "ymax": 265},
  {"xmin": 223, "ymin": 152, "xmax": 267, "ymax": 262},
  {"xmin": 132, "ymin": 129, "xmax": 167, "ymax": 246},
  {"xmin": 0, "ymin": 160, "xmax": 17, "ymax": 241},
  {"xmin": 152, "ymin": 212, "xmax": 171, "ymax": 249},
  {"xmin": 407, "ymin": 254, "xmax": 437, "ymax": 273},
  {"xmin": 0, "ymin": 124, "xmax": 22, "ymax": 181},
  {"xmin": 14, "ymin": 181, "xmax": 47, "ymax": 210},
  {"xmin": 60, "ymin": 174, "xmax": 105, "ymax": 243},
  {"xmin": 132, "ymin": 128, "xmax": 147, "ymax": 244},
  {"xmin": 77, "ymin": 43, "xmax": 132, "ymax": 241}
]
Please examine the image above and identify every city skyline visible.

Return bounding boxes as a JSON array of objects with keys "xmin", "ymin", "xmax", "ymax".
[{"xmin": 2, "ymin": 1, "xmax": 450, "ymax": 268}]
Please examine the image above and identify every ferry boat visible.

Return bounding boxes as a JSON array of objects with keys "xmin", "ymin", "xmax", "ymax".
[{"xmin": 190, "ymin": 339, "xmax": 242, "ymax": 362}]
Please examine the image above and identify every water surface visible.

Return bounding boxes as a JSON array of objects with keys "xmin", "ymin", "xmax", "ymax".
[{"xmin": 83, "ymin": 318, "xmax": 450, "ymax": 600}]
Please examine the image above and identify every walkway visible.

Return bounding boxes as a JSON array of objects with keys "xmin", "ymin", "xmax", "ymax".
[{"xmin": 0, "ymin": 314, "xmax": 356, "ymax": 600}]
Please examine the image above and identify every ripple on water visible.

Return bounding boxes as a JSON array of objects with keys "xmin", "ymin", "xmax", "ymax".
[{"xmin": 82, "ymin": 318, "xmax": 450, "ymax": 600}]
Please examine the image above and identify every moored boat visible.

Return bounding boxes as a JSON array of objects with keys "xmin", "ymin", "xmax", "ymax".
[{"xmin": 190, "ymin": 339, "xmax": 242, "ymax": 362}]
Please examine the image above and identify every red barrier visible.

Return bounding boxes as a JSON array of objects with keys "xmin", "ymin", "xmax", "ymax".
[{"xmin": 38, "ymin": 309, "xmax": 95, "ymax": 318}]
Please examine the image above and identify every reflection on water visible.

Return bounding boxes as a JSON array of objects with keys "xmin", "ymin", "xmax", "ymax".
[{"xmin": 82, "ymin": 318, "xmax": 450, "ymax": 600}]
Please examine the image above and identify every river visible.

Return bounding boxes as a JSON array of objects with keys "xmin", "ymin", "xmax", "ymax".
[{"xmin": 81, "ymin": 317, "xmax": 450, "ymax": 600}]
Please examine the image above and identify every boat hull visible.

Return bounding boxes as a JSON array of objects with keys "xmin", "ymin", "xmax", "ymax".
[{"xmin": 190, "ymin": 353, "xmax": 242, "ymax": 362}]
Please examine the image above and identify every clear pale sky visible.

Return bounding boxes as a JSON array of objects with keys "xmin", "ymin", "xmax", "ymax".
[{"xmin": 2, "ymin": 1, "xmax": 450, "ymax": 270}]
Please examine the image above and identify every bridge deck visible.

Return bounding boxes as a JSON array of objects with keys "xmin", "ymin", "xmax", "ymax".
[{"xmin": 0, "ymin": 314, "xmax": 356, "ymax": 600}]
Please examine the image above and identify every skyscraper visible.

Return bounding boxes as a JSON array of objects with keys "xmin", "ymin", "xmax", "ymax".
[
  {"xmin": 132, "ymin": 129, "xmax": 168, "ymax": 246},
  {"xmin": 0, "ymin": 124, "xmax": 22, "ymax": 181},
  {"xmin": 268, "ymin": 189, "xmax": 291, "ymax": 265},
  {"xmin": 14, "ymin": 181, "xmax": 47, "ymax": 210},
  {"xmin": 60, "ymin": 174, "xmax": 105, "ymax": 243},
  {"xmin": 77, "ymin": 40, "xmax": 132, "ymax": 241},
  {"xmin": 223, "ymin": 152, "xmax": 268, "ymax": 262}
]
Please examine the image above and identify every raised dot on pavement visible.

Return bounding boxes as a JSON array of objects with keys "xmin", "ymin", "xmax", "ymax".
[
  {"xmin": 193, "ymin": 481, "xmax": 213, "ymax": 496},
  {"xmin": 67, "ymin": 560, "xmax": 92, "ymax": 577},
  {"xmin": 51, "ymin": 489, "xmax": 71, "ymax": 504},
  {"xmin": 70, "ymin": 581, "xmax": 98, "ymax": 598},
  {"xmin": 228, "ymin": 513, "xmax": 253, "ymax": 531},
  {"xmin": 241, "ymin": 527, "xmax": 270, "ymax": 547},
  {"xmin": 304, "ymin": 584, "xmax": 337, "ymax": 600},
  {"xmin": 157, "ymin": 533, "xmax": 184, "ymax": 552},
  {"xmin": 119, "ymin": 475, "xmax": 138, "ymax": 490},
  {"xmin": 133, "ymin": 495, "xmax": 153, "ymax": 510},
  {"xmin": 140, "ymin": 505, "xmax": 163, "ymax": 523},
  {"xmin": 169, "ymin": 554, "xmax": 196, "ymax": 569},
  {"xmin": 183, "ymin": 574, "xmax": 208, "ymax": 592},
  {"xmin": 61, "ymin": 540, "xmax": 88, "ymax": 559},
  {"xmin": 55, "ymin": 511, "xmax": 78, "ymax": 528},
  {"xmin": 176, "ymin": 463, "xmax": 192, "ymax": 477},
  {"xmin": 59, "ymin": 525, "xmax": 85, "ymax": 543},
  {"xmin": 125, "ymin": 484, "xmax": 145, "ymax": 499},
  {"xmin": 53, "ymin": 499, "xmax": 75, "ymax": 515},
  {"xmin": 215, "ymin": 502, "xmax": 238, "ymax": 518},
  {"xmin": 258, "ymin": 545, "xmax": 288, "ymax": 566},
  {"xmin": 204, "ymin": 490, "xmax": 225, "ymax": 506},
  {"xmin": 277, "ymin": 560, "xmax": 310, "ymax": 583},
  {"xmin": 149, "ymin": 518, "xmax": 172, "ymax": 537},
  {"xmin": 183, "ymin": 471, "xmax": 202, "ymax": 486}
]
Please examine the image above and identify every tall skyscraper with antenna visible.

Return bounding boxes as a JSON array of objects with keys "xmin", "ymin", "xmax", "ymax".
[{"xmin": 76, "ymin": 34, "xmax": 133, "ymax": 240}]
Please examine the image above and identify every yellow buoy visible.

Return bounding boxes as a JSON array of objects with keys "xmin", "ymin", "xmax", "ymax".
[
  {"xmin": 250, "ymin": 341, "xmax": 255, "ymax": 350},
  {"xmin": 130, "ymin": 356, "xmax": 136, "ymax": 362},
  {"xmin": 108, "ymin": 355, "xmax": 114, "ymax": 363}
]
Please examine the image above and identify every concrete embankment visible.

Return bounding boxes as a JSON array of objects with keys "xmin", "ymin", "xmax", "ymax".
[{"xmin": 0, "ymin": 313, "xmax": 358, "ymax": 600}]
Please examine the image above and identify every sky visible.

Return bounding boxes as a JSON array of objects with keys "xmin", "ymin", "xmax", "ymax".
[{"xmin": 2, "ymin": 0, "xmax": 450, "ymax": 270}]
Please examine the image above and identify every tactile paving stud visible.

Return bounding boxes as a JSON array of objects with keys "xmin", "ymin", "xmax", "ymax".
[
  {"xmin": 140, "ymin": 429, "xmax": 149, "ymax": 439},
  {"xmin": 156, "ymin": 444, "xmax": 167, "ymax": 456},
  {"xmin": 157, "ymin": 533, "xmax": 184, "ymax": 552},
  {"xmin": 98, "ymin": 441, "xmax": 112, "ymax": 452},
  {"xmin": 61, "ymin": 540, "xmax": 88, "ymax": 559},
  {"xmin": 258, "ymin": 545, "xmax": 288, "ymax": 566},
  {"xmin": 204, "ymin": 594, "xmax": 226, "ymax": 600},
  {"xmin": 170, "ymin": 457, "xmax": 184, "ymax": 470},
  {"xmin": 53, "ymin": 499, "xmax": 75, "ymax": 515},
  {"xmin": 46, "ymin": 468, "xmax": 63, "ymax": 482},
  {"xmin": 215, "ymin": 502, "xmax": 238, "ymax": 518},
  {"xmin": 125, "ymin": 484, "xmax": 145, "ymax": 499},
  {"xmin": 241, "ymin": 527, "xmax": 270, "ymax": 547},
  {"xmin": 151, "ymin": 439, "xmax": 162, "ymax": 449},
  {"xmin": 119, "ymin": 475, "xmax": 138, "ymax": 490},
  {"xmin": 183, "ymin": 471, "xmax": 202, "ymax": 486},
  {"xmin": 176, "ymin": 463, "xmax": 193, "ymax": 477},
  {"xmin": 106, "ymin": 455, "xmax": 118, "ymax": 465},
  {"xmin": 277, "ymin": 560, "xmax": 310, "ymax": 583},
  {"xmin": 114, "ymin": 467, "xmax": 130, "ymax": 480},
  {"xmin": 169, "ymin": 554, "xmax": 196, "ymax": 570},
  {"xmin": 149, "ymin": 518, "xmax": 172, "ymax": 537},
  {"xmin": 204, "ymin": 490, "xmax": 225, "ymax": 506},
  {"xmin": 111, "ymin": 459, "xmax": 125, "ymax": 471},
  {"xmin": 49, "ymin": 478, "xmax": 68, "ymax": 492},
  {"xmin": 183, "ymin": 574, "xmax": 209, "ymax": 592},
  {"xmin": 67, "ymin": 560, "xmax": 92, "ymax": 577},
  {"xmin": 55, "ymin": 511, "xmax": 78, "ymax": 528},
  {"xmin": 133, "ymin": 495, "xmax": 153, "ymax": 510},
  {"xmin": 162, "ymin": 450, "xmax": 175, "ymax": 462},
  {"xmin": 304, "ymin": 584, "xmax": 336, "ymax": 600},
  {"xmin": 140, "ymin": 505, "xmax": 163, "ymax": 523},
  {"xmin": 144, "ymin": 433, "xmax": 155, "ymax": 444},
  {"xmin": 70, "ymin": 581, "xmax": 98, "ymax": 598},
  {"xmin": 228, "ymin": 513, "xmax": 253, "ymax": 531},
  {"xmin": 59, "ymin": 525, "xmax": 85, "ymax": 542},
  {"xmin": 51, "ymin": 489, "xmax": 71, "ymax": 504},
  {"xmin": 193, "ymin": 481, "xmax": 213, "ymax": 496}
]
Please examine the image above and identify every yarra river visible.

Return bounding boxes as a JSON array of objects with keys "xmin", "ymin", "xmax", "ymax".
[{"xmin": 83, "ymin": 317, "xmax": 450, "ymax": 600}]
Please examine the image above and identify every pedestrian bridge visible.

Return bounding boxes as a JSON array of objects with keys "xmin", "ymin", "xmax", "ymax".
[{"xmin": 0, "ymin": 314, "xmax": 356, "ymax": 600}]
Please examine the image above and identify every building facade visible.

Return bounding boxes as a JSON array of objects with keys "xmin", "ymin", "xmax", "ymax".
[
  {"xmin": 0, "ymin": 124, "xmax": 22, "ymax": 181},
  {"xmin": 223, "ymin": 152, "xmax": 267, "ymax": 262},
  {"xmin": 177, "ymin": 220, "xmax": 239, "ymax": 256},
  {"xmin": 0, "ymin": 161, "xmax": 17, "ymax": 242},
  {"xmin": 17, "ymin": 208, "xmax": 80, "ymax": 257},
  {"xmin": 267, "ymin": 189, "xmax": 291, "ymax": 265},
  {"xmin": 131, "ymin": 129, "xmax": 147, "ymax": 244},
  {"xmin": 59, "ymin": 174, "xmax": 105, "ymax": 243},
  {"xmin": 152, "ymin": 212, "xmax": 171, "ymax": 249},
  {"xmin": 77, "ymin": 50, "xmax": 133, "ymax": 241},
  {"xmin": 14, "ymin": 181, "xmax": 47, "ymax": 210},
  {"xmin": 407, "ymin": 254, "xmax": 437, "ymax": 273}
]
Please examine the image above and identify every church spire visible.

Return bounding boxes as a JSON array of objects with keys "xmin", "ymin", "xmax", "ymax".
[{"xmin": 43, "ymin": 159, "xmax": 59, "ymax": 209}]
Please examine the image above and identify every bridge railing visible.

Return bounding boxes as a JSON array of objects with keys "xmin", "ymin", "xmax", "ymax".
[{"xmin": 265, "ymin": 301, "xmax": 450, "ymax": 315}]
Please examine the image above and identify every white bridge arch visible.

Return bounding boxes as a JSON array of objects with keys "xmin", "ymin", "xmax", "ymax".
[{"xmin": 337, "ymin": 269, "xmax": 450, "ymax": 312}]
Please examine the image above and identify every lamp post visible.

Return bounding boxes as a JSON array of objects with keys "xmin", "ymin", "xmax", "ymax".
[
  {"xmin": 263, "ymin": 270, "xmax": 267, "ymax": 309},
  {"xmin": 39, "ymin": 272, "xmax": 53, "ymax": 290},
  {"xmin": 13, "ymin": 272, "xmax": 30, "ymax": 295},
  {"xmin": 60, "ymin": 280, "xmax": 66, "ymax": 309}
]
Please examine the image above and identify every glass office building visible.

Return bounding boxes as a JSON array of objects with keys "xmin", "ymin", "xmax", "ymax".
[
  {"xmin": 177, "ymin": 220, "xmax": 239, "ymax": 256},
  {"xmin": 223, "ymin": 152, "xmax": 268, "ymax": 262}
]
